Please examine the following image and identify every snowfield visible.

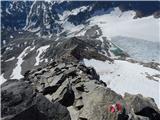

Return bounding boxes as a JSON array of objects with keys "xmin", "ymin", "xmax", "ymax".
[
  {"xmin": 10, "ymin": 46, "xmax": 35, "ymax": 80},
  {"xmin": 111, "ymin": 36, "xmax": 160, "ymax": 63},
  {"xmin": 88, "ymin": 7, "xmax": 159, "ymax": 42},
  {"xmin": 10, "ymin": 46, "xmax": 31, "ymax": 79},
  {"xmin": 84, "ymin": 59, "xmax": 160, "ymax": 107}
]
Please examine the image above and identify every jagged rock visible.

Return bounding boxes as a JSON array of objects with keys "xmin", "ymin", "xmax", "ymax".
[
  {"xmin": 34, "ymin": 69, "xmax": 47, "ymax": 76},
  {"xmin": 75, "ymin": 83, "xmax": 85, "ymax": 92},
  {"xmin": 51, "ymin": 78, "xmax": 75, "ymax": 108},
  {"xmin": 78, "ymin": 64, "xmax": 100, "ymax": 80},
  {"xmin": 85, "ymin": 25, "xmax": 102, "ymax": 38},
  {"xmin": 70, "ymin": 76, "xmax": 81, "ymax": 84},
  {"xmin": 1, "ymin": 80, "xmax": 71, "ymax": 120},
  {"xmin": 74, "ymin": 99, "xmax": 84, "ymax": 110},
  {"xmin": 124, "ymin": 93, "xmax": 159, "ymax": 113},
  {"xmin": 142, "ymin": 62, "xmax": 160, "ymax": 71},
  {"xmin": 58, "ymin": 87, "xmax": 75, "ymax": 107},
  {"xmin": 86, "ymin": 67, "xmax": 100, "ymax": 80},
  {"xmin": 44, "ymin": 37, "xmax": 114, "ymax": 63},
  {"xmin": 73, "ymin": 87, "xmax": 83, "ymax": 100},
  {"xmin": 51, "ymin": 79, "xmax": 69, "ymax": 101},
  {"xmin": 125, "ymin": 112, "xmax": 149, "ymax": 120},
  {"xmin": 78, "ymin": 86, "xmax": 122, "ymax": 120},
  {"xmin": 57, "ymin": 63, "xmax": 66, "ymax": 69},
  {"xmin": 136, "ymin": 107, "xmax": 160, "ymax": 120},
  {"xmin": 62, "ymin": 67, "xmax": 77, "ymax": 78},
  {"xmin": 42, "ymin": 85, "xmax": 60, "ymax": 95},
  {"xmin": 50, "ymin": 74, "xmax": 63, "ymax": 86},
  {"xmin": 9, "ymin": 61, "xmax": 159, "ymax": 120},
  {"xmin": 124, "ymin": 93, "xmax": 160, "ymax": 120}
]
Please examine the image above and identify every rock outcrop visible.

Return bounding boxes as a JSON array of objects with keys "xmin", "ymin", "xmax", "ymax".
[
  {"xmin": 1, "ymin": 79, "xmax": 70, "ymax": 120},
  {"xmin": 124, "ymin": 93, "xmax": 160, "ymax": 120},
  {"xmin": 2, "ymin": 61, "xmax": 159, "ymax": 120},
  {"xmin": 45, "ymin": 37, "xmax": 114, "ymax": 63}
]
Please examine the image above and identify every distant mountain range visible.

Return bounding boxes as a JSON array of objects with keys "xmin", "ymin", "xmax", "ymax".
[{"xmin": 1, "ymin": 1, "xmax": 159, "ymax": 40}]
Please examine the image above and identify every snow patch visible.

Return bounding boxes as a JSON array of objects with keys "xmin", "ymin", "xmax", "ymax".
[
  {"xmin": 24, "ymin": 0, "xmax": 36, "ymax": 30},
  {"xmin": 28, "ymin": 26, "xmax": 41, "ymax": 32},
  {"xmin": 6, "ymin": 47, "xmax": 13, "ymax": 51},
  {"xmin": 11, "ymin": 46, "xmax": 31, "ymax": 79},
  {"xmin": 5, "ymin": 57, "xmax": 15, "ymax": 62},
  {"xmin": 18, "ymin": 31, "xmax": 23, "ymax": 34},
  {"xmin": 2, "ymin": 40, "xmax": 6, "ymax": 45},
  {"xmin": 59, "ymin": 6, "xmax": 88, "ymax": 21},
  {"xmin": 0, "ymin": 74, "xmax": 7, "ymax": 85},
  {"xmin": 34, "ymin": 45, "xmax": 50, "ymax": 66},
  {"xmin": 6, "ymin": 8, "xmax": 11, "ymax": 14},
  {"xmin": 10, "ymin": 35, "xmax": 14, "ymax": 39},
  {"xmin": 62, "ymin": 21, "xmax": 84, "ymax": 37}
]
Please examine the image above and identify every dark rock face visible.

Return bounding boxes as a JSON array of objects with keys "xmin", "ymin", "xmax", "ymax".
[
  {"xmin": 124, "ymin": 93, "xmax": 160, "ymax": 120},
  {"xmin": 136, "ymin": 107, "xmax": 160, "ymax": 120},
  {"xmin": 124, "ymin": 93, "xmax": 159, "ymax": 113},
  {"xmin": 1, "ymin": 80, "xmax": 71, "ymax": 120},
  {"xmin": 8, "ymin": 105, "xmax": 48, "ymax": 120}
]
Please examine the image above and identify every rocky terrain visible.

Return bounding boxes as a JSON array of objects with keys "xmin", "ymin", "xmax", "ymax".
[
  {"xmin": 1, "ymin": 60, "xmax": 160, "ymax": 120},
  {"xmin": 1, "ymin": 1, "xmax": 160, "ymax": 120},
  {"xmin": 1, "ymin": 26, "xmax": 126, "ymax": 80}
]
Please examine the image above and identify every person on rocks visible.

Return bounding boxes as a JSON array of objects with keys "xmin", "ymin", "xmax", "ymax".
[{"xmin": 109, "ymin": 101, "xmax": 129, "ymax": 120}]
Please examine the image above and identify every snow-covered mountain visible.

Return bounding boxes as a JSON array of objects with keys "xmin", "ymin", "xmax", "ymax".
[
  {"xmin": 1, "ymin": 1, "xmax": 159, "ymax": 40},
  {"xmin": 1, "ymin": 0, "xmax": 160, "ymax": 109}
]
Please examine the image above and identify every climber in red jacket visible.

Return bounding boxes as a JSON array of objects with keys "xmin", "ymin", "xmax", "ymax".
[
  {"xmin": 109, "ymin": 102, "xmax": 123, "ymax": 113},
  {"xmin": 109, "ymin": 101, "xmax": 129, "ymax": 120}
]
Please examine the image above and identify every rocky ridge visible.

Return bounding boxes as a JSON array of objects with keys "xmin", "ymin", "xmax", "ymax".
[
  {"xmin": 1, "ymin": 60, "xmax": 160, "ymax": 120},
  {"xmin": 2, "ymin": 29, "xmax": 127, "ymax": 80},
  {"xmin": 1, "ymin": 1, "xmax": 160, "ymax": 120}
]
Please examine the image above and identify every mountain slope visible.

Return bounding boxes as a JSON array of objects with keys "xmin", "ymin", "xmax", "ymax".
[{"xmin": 1, "ymin": 1, "xmax": 160, "ymax": 119}]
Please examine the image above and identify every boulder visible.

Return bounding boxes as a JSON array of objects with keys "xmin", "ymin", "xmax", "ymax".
[
  {"xmin": 124, "ymin": 93, "xmax": 160, "ymax": 120},
  {"xmin": 1, "ymin": 80, "xmax": 71, "ymax": 120}
]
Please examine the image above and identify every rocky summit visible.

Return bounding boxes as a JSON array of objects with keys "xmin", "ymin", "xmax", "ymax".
[
  {"xmin": 1, "ymin": 1, "xmax": 160, "ymax": 120},
  {"xmin": 1, "ymin": 60, "xmax": 160, "ymax": 120}
]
